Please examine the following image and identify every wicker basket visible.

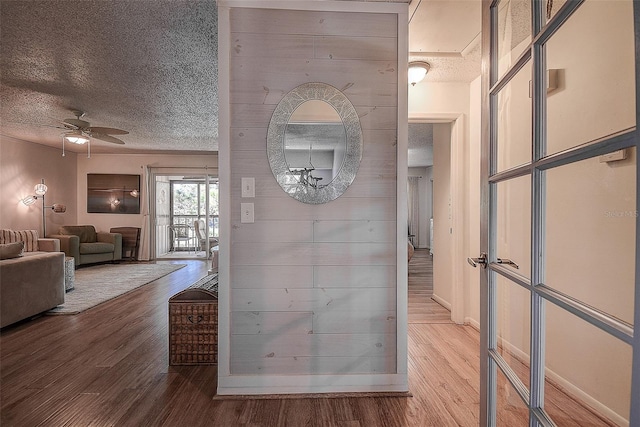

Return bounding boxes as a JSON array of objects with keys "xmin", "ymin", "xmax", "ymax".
[{"xmin": 169, "ymin": 275, "xmax": 218, "ymax": 365}]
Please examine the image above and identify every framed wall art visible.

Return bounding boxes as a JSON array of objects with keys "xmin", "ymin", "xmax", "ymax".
[{"xmin": 87, "ymin": 174, "xmax": 141, "ymax": 214}]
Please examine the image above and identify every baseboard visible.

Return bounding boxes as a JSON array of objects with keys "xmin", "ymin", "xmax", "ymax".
[
  {"xmin": 217, "ymin": 373, "xmax": 409, "ymax": 396},
  {"xmin": 213, "ymin": 391, "xmax": 413, "ymax": 400},
  {"xmin": 464, "ymin": 317, "xmax": 480, "ymax": 331},
  {"xmin": 431, "ymin": 294, "xmax": 451, "ymax": 311}
]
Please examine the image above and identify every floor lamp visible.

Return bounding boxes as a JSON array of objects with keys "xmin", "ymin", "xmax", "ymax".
[{"xmin": 21, "ymin": 179, "xmax": 66, "ymax": 237}]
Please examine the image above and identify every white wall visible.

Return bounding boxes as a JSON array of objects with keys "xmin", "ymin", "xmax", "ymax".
[
  {"xmin": 432, "ymin": 124, "xmax": 453, "ymax": 306},
  {"xmin": 464, "ymin": 75, "xmax": 481, "ymax": 327},
  {"xmin": 219, "ymin": 2, "xmax": 406, "ymax": 394},
  {"xmin": 409, "ymin": 82, "xmax": 471, "ymax": 117},
  {"xmin": 0, "ymin": 137, "xmax": 78, "ymax": 236},
  {"xmin": 410, "ymin": 80, "xmax": 472, "ymax": 317}
]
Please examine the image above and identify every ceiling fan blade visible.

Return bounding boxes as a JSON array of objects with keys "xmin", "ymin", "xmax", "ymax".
[
  {"xmin": 87, "ymin": 126, "xmax": 129, "ymax": 135},
  {"xmin": 91, "ymin": 133, "xmax": 125, "ymax": 145},
  {"xmin": 63, "ymin": 118, "xmax": 90, "ymax": 129}
]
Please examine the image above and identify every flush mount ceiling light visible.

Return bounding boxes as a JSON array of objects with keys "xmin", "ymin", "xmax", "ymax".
[{"xmin": 408, "ymin": 61, "xmax": 431, "ymax": 86}]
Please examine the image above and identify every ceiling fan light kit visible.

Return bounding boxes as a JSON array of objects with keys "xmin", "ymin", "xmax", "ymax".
[
  {"xmin": 64, "ymin": 130, "xmax": 90, "ymax": 145},
  {"xmin": 62, "ymin": 132, "xmax": 91, "ymax": 158},
  {"xmin": 47, "ymin": 110, "xmax": 130, "ymax": 158}
]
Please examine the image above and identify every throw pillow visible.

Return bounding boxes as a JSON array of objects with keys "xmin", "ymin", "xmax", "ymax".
[
  {"xmin": 0, "ymin": 241, "xmax": 24, "ymax": 260},
  {"xmin": 0, "ymin": 229, "xmax": 39, "ymax": 252}
]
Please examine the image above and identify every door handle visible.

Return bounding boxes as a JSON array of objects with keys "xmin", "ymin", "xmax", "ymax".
[
  {"xmin": 497, "ymin": 258, "xmax": 519, "ymax": 269},
  {"xmin": 467, "ymin": 253, "xmax": 488, "ymax": 268}
]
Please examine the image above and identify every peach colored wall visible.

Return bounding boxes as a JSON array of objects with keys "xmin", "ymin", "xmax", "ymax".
[
  {"xmin": 75, "ymin": 153, "xmax": 217, "ymax": 234},
  {"xmin": 409, "ymin": 80, "xmax": 472, "ymax": 317},
  {"xmin": 464, "ymin": 75, "xmax": 481, "ymax": 326},
  {"xmin": 432, "ymin": 123, "xmax": 453, "ymax": 305},
  {"xmin": 0, "ymin": 137, "xmax": 77, "ymax": 236}
]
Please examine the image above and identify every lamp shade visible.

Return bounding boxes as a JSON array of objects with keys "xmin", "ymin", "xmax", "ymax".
[
  {"xmin": 22, "ymin": 195, "xmax": 37, "ymax": 206},
  {"xmin": 408, "ymin": 61, "xmax": 430, "ymax": 86},
  {"xmin": 51, "ymin": 204, "xmax": 67, "ymax": 213},
  {"xmin": 34, "ymin": 182, "xmax": 48, "ymax": 196}
]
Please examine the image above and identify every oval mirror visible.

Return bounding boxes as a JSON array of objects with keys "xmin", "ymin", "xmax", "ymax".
[{"xmin": 267, "ymin": 82, "xmax": 363, "ymax": 204}]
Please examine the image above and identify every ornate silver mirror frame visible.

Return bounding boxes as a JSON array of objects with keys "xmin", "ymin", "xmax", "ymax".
[{"xmin": 267, "ymin": 82, "xmax": 363, "ymax": 204}]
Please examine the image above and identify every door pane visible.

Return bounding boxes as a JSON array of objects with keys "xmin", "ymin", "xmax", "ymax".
[
  {"xmin": 496, "ymin": 275, "xmax": 531, "ymax": 390},
  {"xmin": 545, "ymin": 148, "xmax": 636, "ymax": 325},
  {"xmin": 546, "ymin": 0, "xmax": 635, "ymax": 155},
  {"xmin": 496, "ymin": 362, "xmax": 529, "ymax": 426},
  {"xmin": 496, "ymin": 0, "xmax": 531, "ymax": 80},
  {"xmin": 496, "ymin": 175, "xmax": 531, "ymax": 278},
  {"xmin": 496, "ymin": 63, "xmax": 532, "ymax": 172},
  {"xmin": 545, "ymin": 303, "xmax": 632, "ymax": 426}
]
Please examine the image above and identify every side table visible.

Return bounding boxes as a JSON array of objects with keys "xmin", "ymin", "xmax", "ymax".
[{"xmin": 64, "ymin": 256, "xmax": 75, "ymax": 292}]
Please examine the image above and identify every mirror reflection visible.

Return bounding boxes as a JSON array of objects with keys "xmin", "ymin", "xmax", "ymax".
[
  {"xmin": 267, "ymin": 82, "xmax": 362, "ymax": 204},
  {"xmin": 284, "ymin": 100, "xmax": 346, "ymax": 189}
]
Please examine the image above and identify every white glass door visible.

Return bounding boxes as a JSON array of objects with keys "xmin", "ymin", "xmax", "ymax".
[{"xmin": 479, "ymin": 0, "xmax": 639, "ymax": 425}]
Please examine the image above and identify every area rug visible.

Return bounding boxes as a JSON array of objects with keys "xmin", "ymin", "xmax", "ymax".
[{"xmin": 47, "ymin": 263, "xmax": 186, "ymax": 315}]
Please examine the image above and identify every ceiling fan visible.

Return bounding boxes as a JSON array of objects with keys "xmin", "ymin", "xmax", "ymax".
[{"xmin": 51, "ymin": 110, "xmax": 129, "ymax": 157}]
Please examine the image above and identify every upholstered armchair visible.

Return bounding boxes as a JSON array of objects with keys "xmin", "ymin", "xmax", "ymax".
[
  {"xmin": 51, "ymin": 225, "xmax": 122, "ymax": 267},
  {"xmin": 193, "ymin": 219, "xmax": 218, "ymax": 253}
]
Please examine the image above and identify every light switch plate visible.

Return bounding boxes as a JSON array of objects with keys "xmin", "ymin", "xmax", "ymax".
[
  {"xmin": 241, "ymin": 177, "xmax": 255, "ymax": 198},
  {"xmin": 241, "ymin": 203, "xmax": 254, "ymax": 223}
]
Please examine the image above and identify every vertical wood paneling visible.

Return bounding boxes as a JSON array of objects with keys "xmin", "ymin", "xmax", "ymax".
[{"xmin": 229, "ymin": 7, "xmax": 397, "ymax": 376}]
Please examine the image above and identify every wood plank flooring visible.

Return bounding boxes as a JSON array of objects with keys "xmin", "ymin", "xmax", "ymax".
[
  {"xmin": 0, "ymin": 256, "xmax": 616, "ymax": 426},
  {"xmin": 408, "ymin": 249, "xmax": 451, "ymax": 324}
]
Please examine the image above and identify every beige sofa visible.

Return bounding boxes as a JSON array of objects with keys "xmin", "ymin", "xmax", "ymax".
[
  {"xmin": 50, "ymin": 225, "xmax": 122, "ymax": 267},
  {"xmin": 0, "ymin": 230, "xmax": 65, "ymax": 328}
]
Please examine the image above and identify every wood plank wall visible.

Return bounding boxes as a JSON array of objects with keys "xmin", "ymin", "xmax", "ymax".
[{"xmin": 229, "ymin": 7, "xmax": 398, "ymax": 376}]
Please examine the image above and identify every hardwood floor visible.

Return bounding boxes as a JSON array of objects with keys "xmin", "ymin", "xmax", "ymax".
[
  {"xmin": 0, "ymin": 257, "xmax": 616, "ymax": 426},
  {"xmin": 408, "ymin": 249, "xmax": 451, "ymax": 325}
]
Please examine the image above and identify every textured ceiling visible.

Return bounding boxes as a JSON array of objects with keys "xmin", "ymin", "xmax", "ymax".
[
  {"xmin": 409, "ymin": 0, "xmax": 482, "ymax": 83},
  {"xmin": 0, "ymin": 0, "xmax": 484, "ymax": 156},
  {"xmin": 0, "ymin": 0, "xmax": 218, "ymax": 154}
]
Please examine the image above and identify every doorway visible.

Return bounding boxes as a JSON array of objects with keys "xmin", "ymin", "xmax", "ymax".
[
  {"xmin": 408, "ymin": 118, "xmax": 466, "ymax": 324},
  {"xmin": 151, "ymin": 172, "xmax": 219, "ymax": 260}
]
